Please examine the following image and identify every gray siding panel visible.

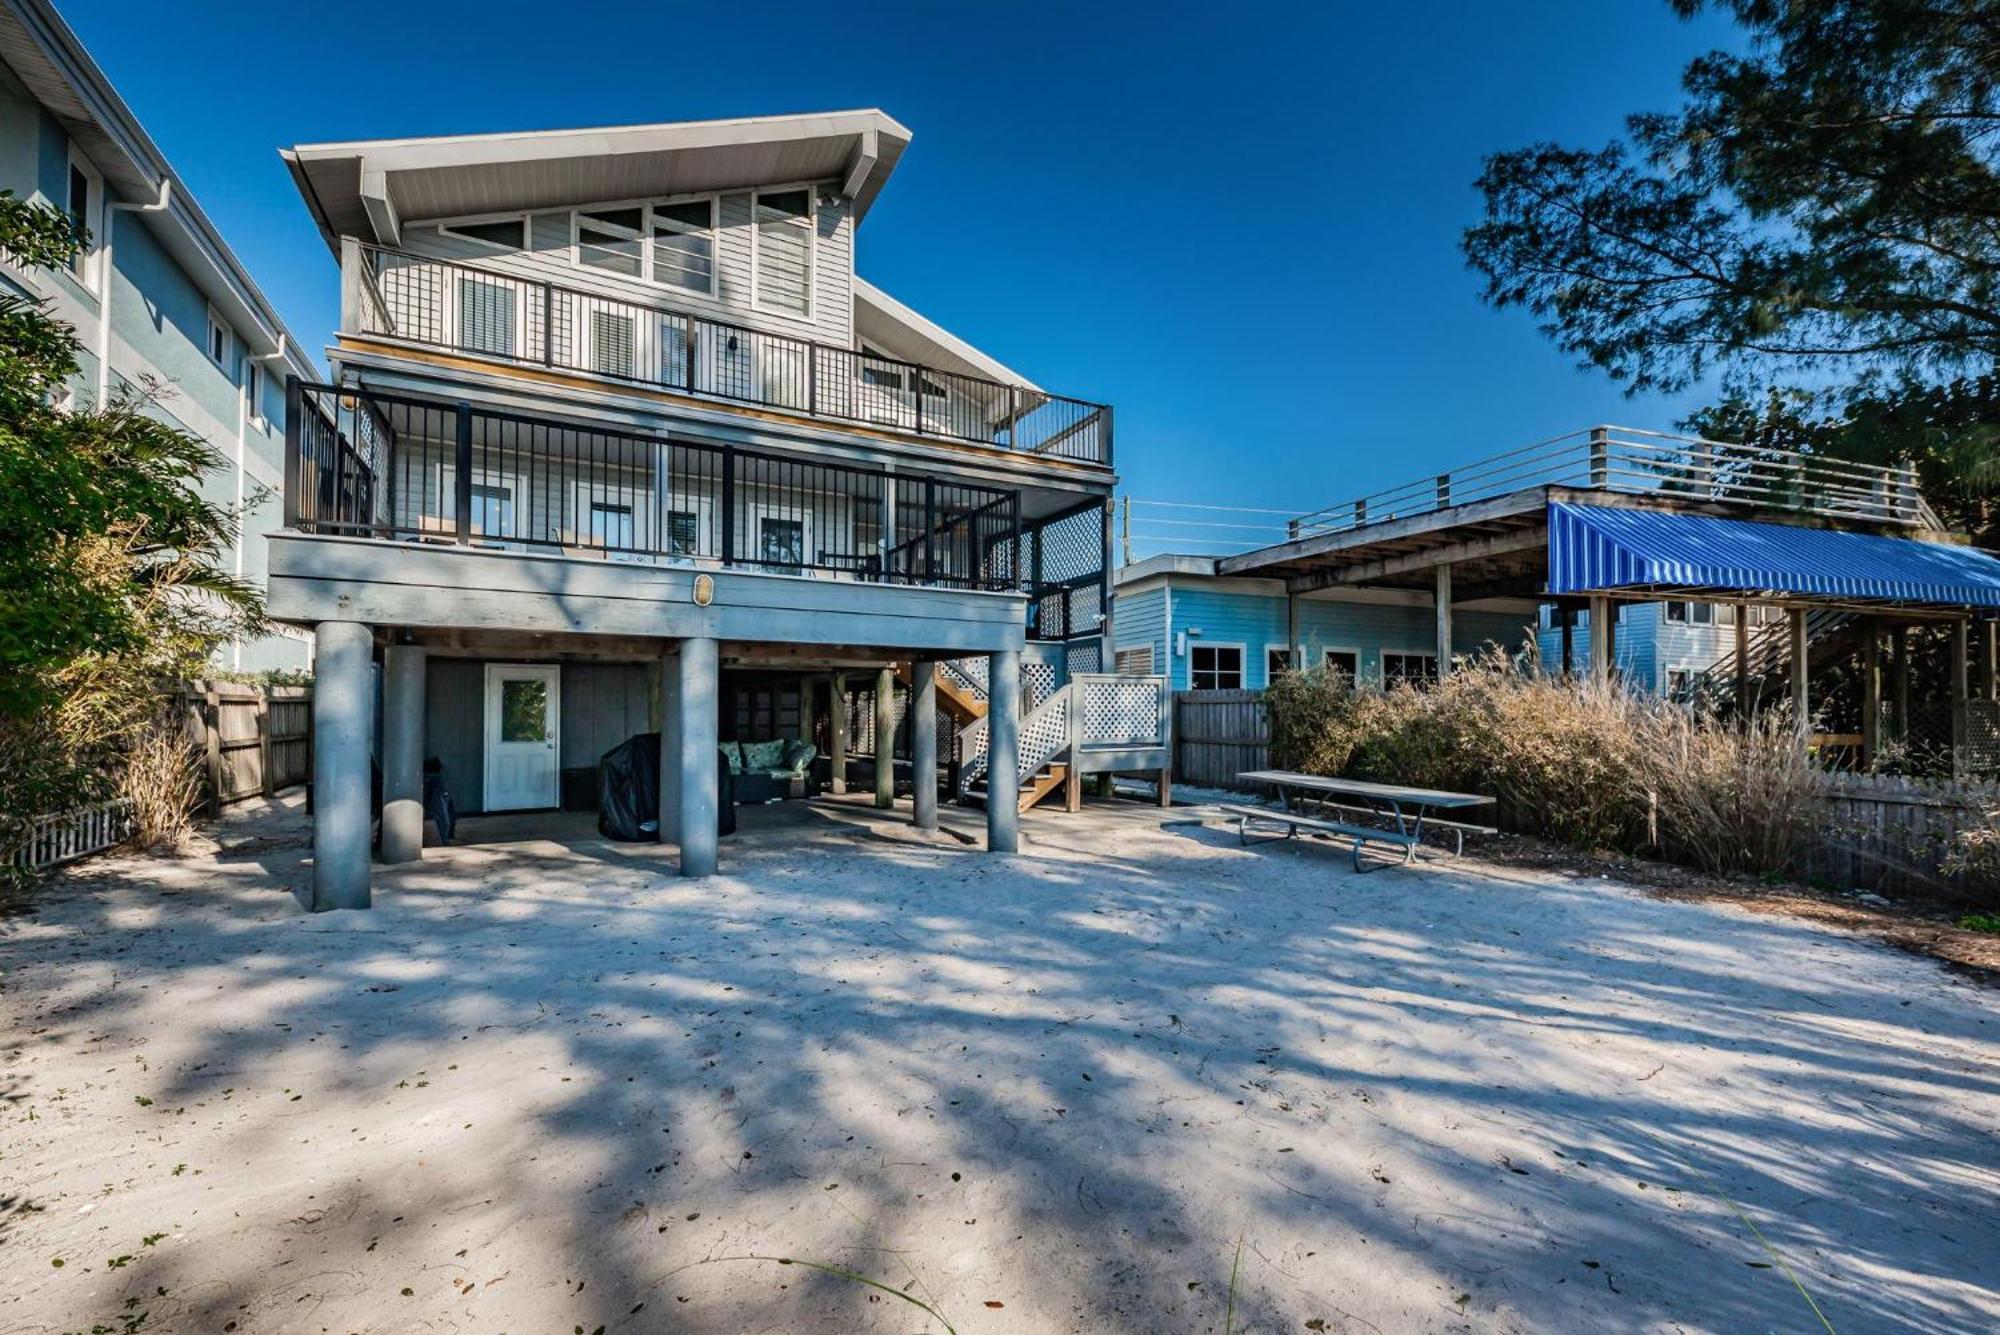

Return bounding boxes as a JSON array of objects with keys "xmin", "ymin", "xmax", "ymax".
[
  {"xmin": 426, "ymin": 658, "xmax": 486, "ymax": 813},
  {"xmin": 561, "ymin": 662, "xmax": 652, "ymax": 768}
]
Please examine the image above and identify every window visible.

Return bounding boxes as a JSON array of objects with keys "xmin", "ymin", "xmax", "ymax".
[
  {"xmin": 1690, "ymin": 601, "xmax": 1713, "ymax": 625},
  {"xmin": 1665, "ymin": 601, "xmax": 1688, "ymax": 623},
  {"xmin": 439, "ymin": 216, "xmax": 527, "ymax": 250},
  {"xmin": 1716, "ymin": 603, "xmax": 1737, "ymax": 627},
  {"xmin": 752, "ymin": 187, "xmax": 813, "ymax": 317},
  {"xmin": 499, "ymin": 678, "xmax": 549, "ymax": 742},
  {"xmin": 587, "ymin": 502, "xmax": 635, "ymax": 551},
  {"xmin": 245, "ymin": 362, "xmax": 265, "ymax": 427},
  {"xmin": 457, "ymin": 275, "xmax": 517, "ymax": 356},
  {"xmin": 64, "ymin": 149, "xmax": 100, "ymax": 287},
  {"xmin": 1382, "ymin": 651, "xmax": 1438, "ymax": 686},
  {"xmin": 1323, "ymin": 649, "xmax": 1360, "ymax": 683},
  {"xmin": 575, "ymin": 207, "xmax": 644, "ymax": 276},
  {"xmin": 206, "ymin": 307, "xmax": 231, "ymax": 368},
  {"xmin": 1190, "ymin": 645, "xmax": 1243, "ymax": 690},
  {"xmin": 571, "ymin": 199, "xmax": 717, "ymax": 295},
  {"xmin": 588, "ymin": 308, "xmax": 636, "ymax": 378},
  {"xmin": 666, "ymin": 509, "xmax": 701, "ymax": 556},
  {"xmin": 758, "ymin": 516, "xmax": 806, "ymax": 567},
  {"xmin": 1115, "ymin": 646, "xmax": 1155, "ymax": 675},
  {"xmin": 469, "ymin": 482, "xmax": 514, "ymax": 538},
  {"xmin": 1666, "ymin": 668, "xmax": 1696, "ymax": 703},
  {"xmin": 1266, "ymin": 646, "xmax": 1295, "ymax": 681},
  {"xmin": 651, "ymin": 199, "xmax": 715, "ymax": 294}
]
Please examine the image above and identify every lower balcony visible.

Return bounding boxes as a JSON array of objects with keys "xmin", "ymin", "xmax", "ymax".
[{"xmin": 277, "ymin": 380, "xmax": 1112, "ymax": 652}]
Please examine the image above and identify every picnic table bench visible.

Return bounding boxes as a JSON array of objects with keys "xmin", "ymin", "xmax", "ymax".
[{"xmin": 1225, "ymin": 771, "xmax": 1496, "ymax": 871}]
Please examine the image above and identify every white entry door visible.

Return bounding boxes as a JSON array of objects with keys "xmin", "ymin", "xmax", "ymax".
[{"xmin": 484, "ymin": 664, "xmax": 560, "ymax": 810}]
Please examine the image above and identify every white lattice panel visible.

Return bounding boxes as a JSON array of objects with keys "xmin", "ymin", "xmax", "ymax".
[
  {"xmin": 1079, "ymin": 675, "xmax": 1166, "ymax": 747},
  {"xmin": 1023, "ymin": 661, "xmax": 1059, "ymax": 707}
]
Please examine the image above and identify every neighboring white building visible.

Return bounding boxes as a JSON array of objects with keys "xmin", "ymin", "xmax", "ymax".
[{"xmin": 0, "ymin": 0, "xmax": 319, "ymax": 670}]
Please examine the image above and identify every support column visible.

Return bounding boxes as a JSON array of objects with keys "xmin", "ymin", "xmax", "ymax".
[
  {"xmin": 1861, "ymin": 618, "xmax": 1882, "ymax": 766},
  {"xmin": 1560, "ymin": 610, "xmax": 1574, "ymax": 678},
  {"xmin": 1286, "ymin": 592, "xmax": 1300, "ymax": 674},
  {"xmin": 1952, "ymin": 618, "xmax": 1971, "ymax": 777},
  {"xmin": 1788, "ymin": 607, "xmax": 1809, "ymax": 739},
  {"xmin": 380, "ymin": 644, "xmax": 426, "ymax": 864},
  {"xmin": 911, "ymin": 662, "xmax": 937, "ymax": 831},
  {"xmin": 1982, "ymin": 621, "xmax": 1998, "ymax": 701},
  {"xmin": 658, "ymin": 647, "xmax": 681, "ymax": 843},
  {"xmin": 311, "ymin": 621, "xmax": 373, "ymax": 911},
  {"xmin": 1890, "ymin": 625, "xmax": 1911, "ymax": 742},
  {"xmin": 677, "ymin": 637, "xmax": 720, "ymax": 877},
  {"xmin": 1588, "ymin": 595, "xmax": 1613, "ymax": 682},
  {"xmin": 829, "ymin": 671, "xmax": 848, "ymax": 795},
  {"xmin": 1434, "ymin": 564, "xmax": 1453, "ymax": 678},
  {"xmin": 874, "ymin": 666, "xmax": 897, "ymax": 809},
  {"xmin": 1734, "ymin": 607, "xmax": 1751, "ymax": 727},
  {"xmin": 986, "ymin": 648, "xmax": 1021, "ymax": 853}
]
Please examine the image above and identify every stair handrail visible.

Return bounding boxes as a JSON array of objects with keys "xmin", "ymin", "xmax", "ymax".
[
  {"xmin": 958, "ymin": 683, "xmax": 1073, "ymax": 791},
  {"xmin": 1693, "ymin": 607, "xmax": 1853, "ymax": 708}
]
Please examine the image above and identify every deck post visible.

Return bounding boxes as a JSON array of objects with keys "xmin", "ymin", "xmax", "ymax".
[
  {"xmin": 1890, "ymin": 625, "xmax": 1911, "ymax": 742},
  {"xmin": 1434, "ymin": 563, "xmax": 1453, "ymax": 678},
  {"xmin": 1588, "ymin": 595, "xmax": 1613, "ymax": 682},
  {"xmin": 380, "ymin": 644, "xmax": 426, "ymax": 864},
  {"xmin": 1861, "ymin": 619, "xmax": 1882, "ymax": 766},
  {"xmin": 875, "ymin": 665, "xmax": 897, "ymax": 809},
  {"xmin": 1560, "ymin": 609, "xmax": 1574, "ymax": 678},
  {"xmin": 677, "ymin": 636, "xmax": 720, "ymax": 877},
  {"xmin": 1286, "ymin": 591, "xmax": 1300, "ymax": 672},
  {"xmin": 829, "ymin": 671, "xmax": 848, "ymax": 795},
  {"xmin": 1734, "ymin": 607, "xmax": 1751, "ymax": 728},
  {"xmin": 986, "ymin": 648, "xmax": 1021, "ymax": 853},
  {"xmin": 311, "ymin": 620, "xmax": 373, "ymax": 911},
  {"xmin": 1983, "ymin": 621, "xmax": 1998, "ymax": 701},
  {"xmin": 1788, "ymin": 607, "xmax": 1809, "ymax": 741},
  {"xmin": 1952, "ymin": 618, "xmax": 1971, "ymax": 777},
  {"xmin": 658, "ymin": 647, "xmax": 681, "ymax": 843},
  {"xmin": 911, "ymin": 662, "xmax": 937, "ymax": 830}
]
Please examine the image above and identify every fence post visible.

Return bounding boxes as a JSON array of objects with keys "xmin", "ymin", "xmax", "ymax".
[
  {"xmin": 541, "ymin": 283, "xmax": 555, "ymax": 365},
  {"xmin": 257, "ymin": 691, "xmax": 274, "ymax": 799},
  {"xmin": 203, "ymin": 685, "xmax": 223, "ymax": 817},
  {"xmin": 1589, "ymin": 426, "xmax": 1610, "ymax": 488},
  {"xmin": 720, "ymin": 445, "xmax": 736, "ymax": 565}
]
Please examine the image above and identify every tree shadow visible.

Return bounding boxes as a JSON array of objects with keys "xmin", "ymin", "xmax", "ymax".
[{"xmin": 2, "ymin": 795, "xmax": 1997, "ymax": 1333}]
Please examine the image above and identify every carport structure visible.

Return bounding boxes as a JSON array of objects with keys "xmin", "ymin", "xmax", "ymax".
[{"xmin": 1222, "ymin": 426, "xmax": 2000, "ymax": 770}]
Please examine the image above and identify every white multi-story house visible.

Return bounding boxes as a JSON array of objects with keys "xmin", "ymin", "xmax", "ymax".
[
  {"xmin": 0, "ymin": 0, "xmax": 319, "ymax": 670},
  {"xmin": 272, "ymin": 110, "xmax": 1170, "ymax": 908}
]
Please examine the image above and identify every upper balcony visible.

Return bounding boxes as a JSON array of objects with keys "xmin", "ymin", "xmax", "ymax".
[{"xmin": 338, "ymin": 240, "xmax": 1114, "ymax": 468}]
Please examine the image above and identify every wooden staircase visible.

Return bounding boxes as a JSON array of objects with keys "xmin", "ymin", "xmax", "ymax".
[
  {"xmin": 896, "ymin": 661, "xmax": 985, "ymax": 726},
  {"xmin": 961, "ymin": 761, "xmax": 1071, "ymax": 813}
]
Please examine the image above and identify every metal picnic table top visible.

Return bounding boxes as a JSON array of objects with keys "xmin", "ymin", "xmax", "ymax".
[{"xmin": 1234, "ymin": 771, "xmax": 1496, "ymax": 811}]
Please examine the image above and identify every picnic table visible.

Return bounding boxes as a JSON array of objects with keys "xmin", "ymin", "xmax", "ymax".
[{"xmin": 1225, "ymin": 770, "xmax": 1496, "ymax": 871}]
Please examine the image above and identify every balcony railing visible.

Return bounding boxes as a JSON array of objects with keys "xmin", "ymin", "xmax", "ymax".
[
  {"xmin": 284, "ymin": 380, "xmax": 1025, "ymax": 592},
  {"xmin": 1285, "ymin": 426, "xmax": 1939, "ymax": 540},
  {"xmin": 344, "ymin": 241, "xmax": 1113, "ymax": 466}
]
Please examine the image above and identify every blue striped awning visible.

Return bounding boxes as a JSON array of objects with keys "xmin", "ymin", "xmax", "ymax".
[{"xmin": 1545, "ymin": 503, "xmax": 2000, "ymax": 609}]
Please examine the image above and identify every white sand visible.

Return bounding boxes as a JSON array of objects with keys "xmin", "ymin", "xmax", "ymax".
[{"xmin": 2, "ymin": 792, "xmax": 1997, "ymax": 1334}]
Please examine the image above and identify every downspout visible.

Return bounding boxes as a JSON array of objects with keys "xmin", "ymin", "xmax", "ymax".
[
  {"xmin": 94, "ymin": 177, "xmax": 172, "ymax": 409},
  {"xmin": 1163, "ymin": 579, "xmax": 1174, "ymax": 692}
]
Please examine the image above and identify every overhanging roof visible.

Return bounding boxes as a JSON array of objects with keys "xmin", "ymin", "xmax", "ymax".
[
  {"xmin": 0, "ymin": 0, "xmax": 316, "ymax": 378},
  {"xmin": 283, "ymin": 109, "xmax": 912, "ymax": 253},
  {"xmin": 1548, "ymin": 503, "xmax": 2000, "ymax": 610},
  {"xmin": 853, "ymin": 278, "xmax": 1039, "ymax": 391}
]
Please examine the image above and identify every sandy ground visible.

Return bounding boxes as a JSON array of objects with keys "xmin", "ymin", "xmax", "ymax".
[{"xmin": 3, "ymin": 793, "xmax": 1998, "ymax": 1335}]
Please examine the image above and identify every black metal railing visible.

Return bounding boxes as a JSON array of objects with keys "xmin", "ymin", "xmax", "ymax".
[
  {"xmin": 285, "ymin": 380, "xmax": 1023, "ymax": 591},
  {"xmin": 349, "ymin": 243, "xmax": 1113, "ymax": 466}
]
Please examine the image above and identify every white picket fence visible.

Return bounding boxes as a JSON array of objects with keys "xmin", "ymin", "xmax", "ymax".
[{"xmin": 12, "ymin": 799, "xmax": 136, "ymax": 872}]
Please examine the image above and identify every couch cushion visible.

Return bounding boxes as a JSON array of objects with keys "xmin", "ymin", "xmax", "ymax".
[
  {"xmin": 742, "ymin": 739, "xmax": 786, "ymax": 771},
  {"xmin": 780, "ymin": 738, "xmax": 817, "ymax": 773},
  {"xmin": 720, "ymin": 742, "xmax": 744, "ymax": 774}
]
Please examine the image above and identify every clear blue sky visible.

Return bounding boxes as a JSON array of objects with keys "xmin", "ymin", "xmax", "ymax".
[{"xmin": 70, "ymin": 0, "xmax": 1739, "ymax": 517}]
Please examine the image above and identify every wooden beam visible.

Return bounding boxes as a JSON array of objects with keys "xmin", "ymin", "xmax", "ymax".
[
  {"xmin": 1789, "ymin": 606, "xmax": 1809, "ymax": 738},
  {"xmin": 1221, "ymin": 488, "xmax": 1548, "ymax": 577},
  {"xmin": 1283, "ymin": 526, "xmax": 1545, "ymax": 594},
  {"xmin": 1434, "ymin": 563, "xmax": 1453, "ymax": 678},
  {"xmin": 1861, "ymin": 619, "xmax": 1882, "ymax": 765},
  {"xmin": 1952, "ymin": 618, "xmax": 1970, "ymax": 776},
  {"xmin": 1589, "ymin": 595, "xmax": 1613, "ymax": 682}
]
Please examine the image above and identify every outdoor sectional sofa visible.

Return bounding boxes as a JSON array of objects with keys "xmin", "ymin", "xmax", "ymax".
[{"xmin": 723, "ymin": 739, "xmax": 817, "ymax": 803}]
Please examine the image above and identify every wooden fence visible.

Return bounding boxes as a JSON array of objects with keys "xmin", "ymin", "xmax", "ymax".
[
  {"xmin": 1174, "ymin": 690, "xmax": 1270, "ymax": 788},
  {"xmin": 1805, "ymin": 772, "xmax": 1998, "ymax": 897},
  {"xmin": 11, "ymin": 799, "xmax": 135, "ymax": 871},
  {"xmin": 170, "ymin": 680, "xmax": 312, "ymax": 812}
]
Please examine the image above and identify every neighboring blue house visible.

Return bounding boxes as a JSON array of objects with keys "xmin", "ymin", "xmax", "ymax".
[
  {"xmin": 1535, "ymin": 600, "xmax": 1782, "ymax": 697},
  {"xmin": 0, "ymin": 0, "xmax": 319, "ymax": 671},
  {"xmin": 1113, "ymin": 554, "xmax": 1541, "ymax": 691}
]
